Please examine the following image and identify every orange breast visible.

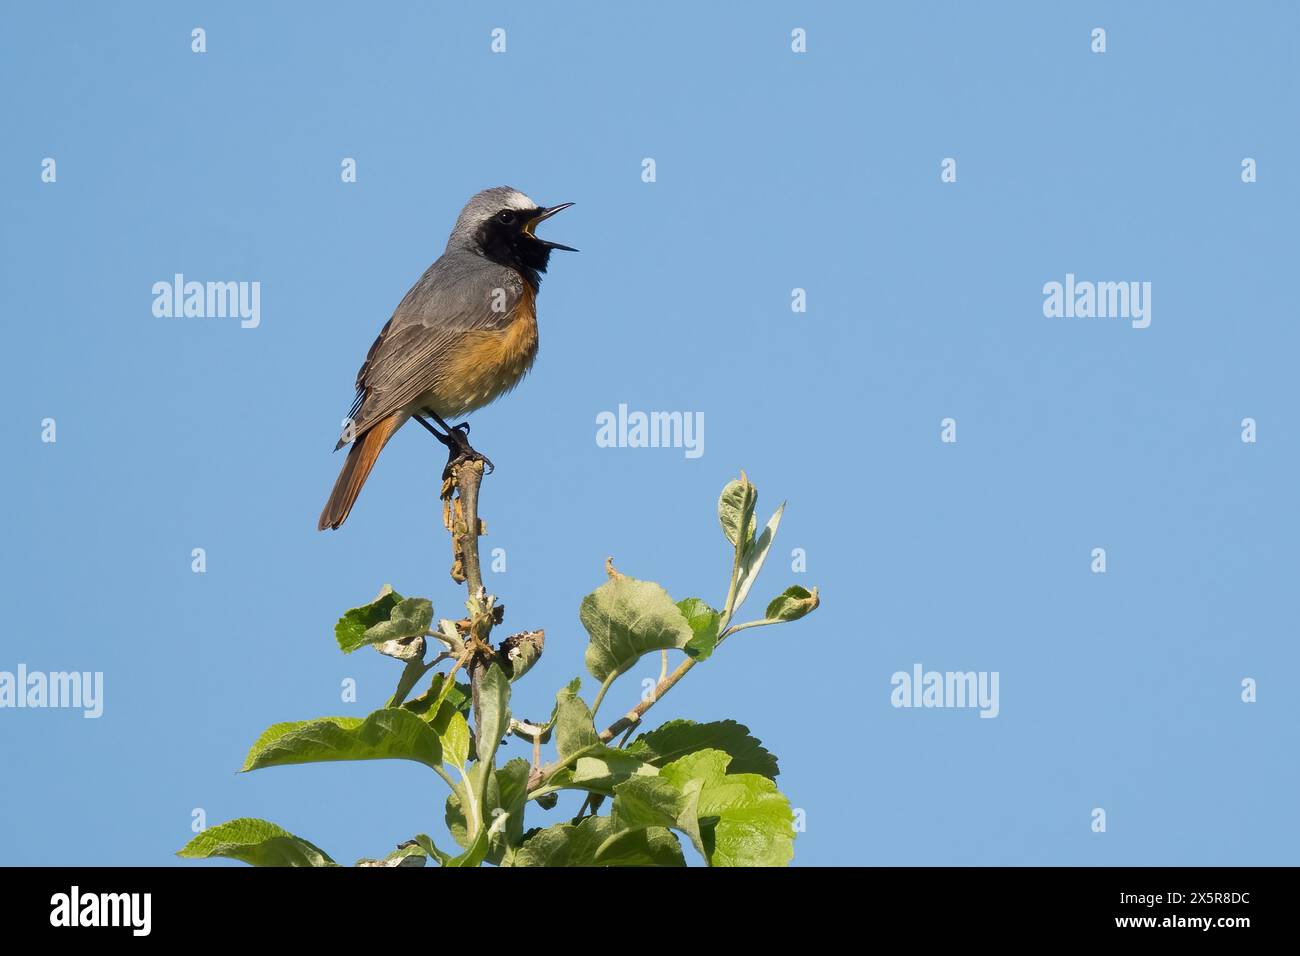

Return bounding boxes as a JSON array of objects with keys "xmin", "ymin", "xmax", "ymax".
[{"xmin": 428, "ymin": 290, "xmax": 539, "ymax": 418}]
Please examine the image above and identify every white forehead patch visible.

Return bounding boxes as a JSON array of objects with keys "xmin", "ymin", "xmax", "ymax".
[{"xmin": 500, "ymin": 190, "xmax": 537, "ymax": 211}]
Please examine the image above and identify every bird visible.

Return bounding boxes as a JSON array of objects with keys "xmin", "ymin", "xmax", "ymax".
[{"xmin": 318, "ymin": 186, "xmax": 576, "ymax": 531}]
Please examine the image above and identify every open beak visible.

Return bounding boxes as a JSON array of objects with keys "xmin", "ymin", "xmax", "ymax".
[{"xmin": 525, "ymin": 202, "xmax": 578, "ymax": 251}]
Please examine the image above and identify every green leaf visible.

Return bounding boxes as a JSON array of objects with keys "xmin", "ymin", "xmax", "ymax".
[
  {"xmin": 554, "ymin": 684, "xmax": 601, "ymax": 762},
  {"xmin": 580, "ymin": 575, "xmax": 693, "ymax": 683},
  {"xmin": 441, "ymin": 665, "xmax": 511, "ymax": 863},
  {"xmin": 663, "ymin": 749, "xmax": 794, "ymax": 866},
  {"xmin": 445, "ymin": 763, "xmax": 519, "ymax": 868},
  {"xmin": 732, "ymin": 503, "xmax": 784, "ymax": 616},
  {"xmin": 476, "ymin": 807, "xmax": 516, "ymax": 866},
  {"xmin": 335, "ymin": 586, "xmax": 403, "ymax": 653},
  {"xmin": 367, "ymin": 597, "xmax": 433, "ymax": 645},
  {"xmin": 677, "ymin": 598, "xmax": 721, "ymax": 661},
  {"xmin": 357, "ymin": 843, "xmax": 428, "ymax": 867},
  {"xmin": 403, "ymin": 673, "xmax": 472, "ymax": 722},
  {"xmin": 475, "ymin": 664, "xmax": 511, "ymax": 768},
  {"xmin": 335, "ymin": 587, "xmax": 433, "ymax": 655},
  {"xmin": 491, "ymin": 757, "xmax": 532, "ymax": 863},
  {"xmin": 440, "ymin": 709, "xmax": 472, "ymax": 770},
  {"xmin": 445, "ymin": 762, "xmax": 497, "ymax": 850},
  {"xmin": 446, "ymin": 827, "xmax": 490, "ymax": 868},
  {"xmin": 571, "ymin": 751, "xmax": 657, "ymax": 795},
  {"xmin": 764, "ymin": 585, "xmax": 820, "ymax": 622},
  {"xmin": 447, "ymin": 759, "xmax": 532, "ymax": 865},
  {"xmin": 624, "ymin": 719, "xmax": 780, "ymax": 779},
  {"xmin": 241, "ymin": 708, "xmax": 442, "ymax": 772},
  {"xmin": 611, "ymin": 775, "xmax": 704, "ymax": 857},
  {"xmin": 613, "ymin": 748, "xmax": 795, "ymax": 867},
  {"xmin": 718, "ymin": 475, "xmax": 758, "ymax": 548},
  {"xmin": 511, "ymin": 676, "xmax": 580, "ymax": 744},
  {"xmin": 512, "ymin": 816, "xmax": 685, "ymax": 867},
  {"xmin": 405, "ymin": 834, "xmax": 454, "ymax": 866},
  {"xmin": 554, "ymin": 685, "xmax": 628, "ymax": 766},
  {"xmin": 541, "ymin": 685, "xmax": 646, "ymax": 795},
  {"xmin": 177, "ymin": 818, "xmax": 336, "ymax": 867}
]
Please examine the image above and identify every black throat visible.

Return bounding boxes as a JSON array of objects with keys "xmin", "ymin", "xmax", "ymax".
[{"xmin": 476, "ymin": 220, "xmax": 551, "ymax": 293}]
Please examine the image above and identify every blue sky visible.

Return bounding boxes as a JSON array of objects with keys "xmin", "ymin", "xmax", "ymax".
[{"xmin": 2, "ymin": 1, "xmax": 1297, "ymax": 866}]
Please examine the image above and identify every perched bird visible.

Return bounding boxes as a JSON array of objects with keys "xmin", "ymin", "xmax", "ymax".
[{"xmin": 318, "ymin": 186, "xmax": 576, "ymax": 530}]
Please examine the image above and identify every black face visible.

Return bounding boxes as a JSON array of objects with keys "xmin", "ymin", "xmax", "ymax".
[{"xmin": 476, "ymin": 207, "xmax": 556, "ymax": 288}]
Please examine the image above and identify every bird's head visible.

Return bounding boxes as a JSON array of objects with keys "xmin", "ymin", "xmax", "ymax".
[{"xmin": 449, "ymin": 187, "xmax": 576, "ymax": 281}]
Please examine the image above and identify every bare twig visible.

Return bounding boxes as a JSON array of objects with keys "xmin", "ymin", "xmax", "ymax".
[{"xmin": 441, "ymin": 457, "xmax": 494, "ymax": 749}]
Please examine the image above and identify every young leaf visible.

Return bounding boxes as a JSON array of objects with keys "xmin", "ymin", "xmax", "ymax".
[
  {"xmin": 491, "ymin": 757, "xmax": 531, "ymax": 862},
  {"xmin": 731, "ymin": 503, "xmax": 785, "ymax": 616},
  {"xmin": 512, "ymin": 816, "xmax": 685, "ymax": 867},
  {"xmin": 624, "ymin": 719, "xmax": 780, "ymax": 779},
  {"xmin": 764, "ymin": 585, "xmax": 820, "ymax": 622},
  {"xmin": 677, "ymin": 598, "xmax": 721, "ymax": 661},
  {"xmin": 553, "ymin": 685, "xmax": 612, "ymax": 763},
  {"xmin": 363, "ymin": 597, "xmax": 433, "ymax": 647},
  {"xmin": 440, "ymin": 710, "xmax": 472, "ymax": 771},
  {"xmin": 336, "ymin": 588, "xmax": 433, "ymax": 655},
  {"xmin": 474, "ymin": 663, "xmax": 511, "ymax": 767},
  {"xmin": 240, "ymin": 708, "xmax": 442, "ymax": 772},
  {"xmin": 177, "ymin": 818, "xmax": 336, "ymax": 867},
  {"xmin": 335, "ymin": 586, "xmax": 404, "ymax": 654},
  {"xmin": 580, "ymin": 575, "xmax": 693, "ymax": 683},
  {"xmin": 718, "ymin": 475, "xmax": 758, "ymax": 548}
]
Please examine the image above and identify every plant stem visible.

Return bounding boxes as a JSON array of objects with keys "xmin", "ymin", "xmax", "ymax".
[
  {"xmin": 717, "ymin": 618, "xmax": 776, "ymax": 641},
  {"xmin": 597, "ymin": 656, "xmax": 696, "ymax": 743},
  {"xmin": 452, "ymin": 458, "xmax": 486, "ymax": 595},
  {"xmin": 446, "ymin": 457, "xmax": 493, "ymax": 751},
  {"xmin": 589, "ymin": 671, "xmax": 619, "ymax": 723}
]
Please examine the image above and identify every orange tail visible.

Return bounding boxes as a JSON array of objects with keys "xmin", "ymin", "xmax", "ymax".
[{"xmin": 317, "ymin": 414, "xmax": 402, "ymax": 530}]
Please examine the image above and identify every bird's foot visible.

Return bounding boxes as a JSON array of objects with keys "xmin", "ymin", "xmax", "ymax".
[
  {"xmin": 441, "ymin": 425, "xmax": 494, "ymax": 480},
  {"xmin": 413, "ymin": 413, "xmax": 494, "ymax": 479}
]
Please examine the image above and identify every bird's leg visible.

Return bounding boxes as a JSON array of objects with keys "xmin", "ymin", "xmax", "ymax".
[{"xmin": 416, "ymin": 410, "xmax": 494, "ymax": 478}]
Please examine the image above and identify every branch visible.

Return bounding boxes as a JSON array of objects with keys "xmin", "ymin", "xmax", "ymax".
[
  {"xmin": 441, "ymin": 457, "xmax": 496, "ymax": 751},
  {"xmin": 446, "ymin": 457, "xmax": 486, "ymax": 594},
  {"xmin": 596, "ymin": 656, "xmax": 696, "ymax": 743}
]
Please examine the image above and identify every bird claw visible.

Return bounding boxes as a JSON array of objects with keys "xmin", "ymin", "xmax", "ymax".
[{"xmin": 441, "ymin": 431, "xmax": 494, "ymax": 480}]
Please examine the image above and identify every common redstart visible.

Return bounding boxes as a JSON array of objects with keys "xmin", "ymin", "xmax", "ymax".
[{"xmin": 318, "ymin": 186, "xmax": 575, "ymax": 530}]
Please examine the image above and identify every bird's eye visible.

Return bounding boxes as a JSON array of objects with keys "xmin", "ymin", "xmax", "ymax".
[{"xmin": 497, "ymin": 211, "xmax": 516, "ymax": 225}]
